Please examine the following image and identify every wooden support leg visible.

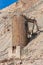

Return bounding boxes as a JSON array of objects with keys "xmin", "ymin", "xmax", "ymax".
[
  {"xmin": 35, "ymin": 22, "xmax": 39, "ymax": 32},
  {"xmin": 32, "ymin": 22, "xmax": 35, "ymax": 34}
]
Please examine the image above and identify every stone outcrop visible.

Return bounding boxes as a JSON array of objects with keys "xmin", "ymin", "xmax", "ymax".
[{"xmin": 12, "ymin": 15, "xmax": 28, "ymax": 47}]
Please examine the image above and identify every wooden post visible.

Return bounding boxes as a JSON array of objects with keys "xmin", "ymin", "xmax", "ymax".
[{"xmin": 15, "ymin": 46, "xmax": 20, "ymax": 58}]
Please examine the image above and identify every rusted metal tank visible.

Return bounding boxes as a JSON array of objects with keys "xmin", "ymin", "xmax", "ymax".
[{"xmin": 12, "ymin": 15, "xmax": 28, "ymax": 48}]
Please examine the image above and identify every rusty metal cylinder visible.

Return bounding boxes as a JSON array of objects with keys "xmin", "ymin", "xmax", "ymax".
[{"xmin": 12, "ymin": 15, "xmax": 27, "ymax": 48}]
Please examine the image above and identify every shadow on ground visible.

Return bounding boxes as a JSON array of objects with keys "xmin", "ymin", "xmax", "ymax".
[{"xmin": 26, "ymin": 30, "xmax": 43, "ymax": 46}]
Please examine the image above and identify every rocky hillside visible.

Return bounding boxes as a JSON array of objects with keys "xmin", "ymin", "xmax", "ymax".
[
  {"xmin": 0, "ymin": 1, "xmax": 43, "ymax": 65},
  {"xmin": 0, "ymin": 0, "xmax": 40, "ymax": 53}
]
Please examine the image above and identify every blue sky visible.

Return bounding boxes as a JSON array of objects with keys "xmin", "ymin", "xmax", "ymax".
[{"xmin": 0, "ymin": 0, "xmax": 18, "ymax": 9}]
